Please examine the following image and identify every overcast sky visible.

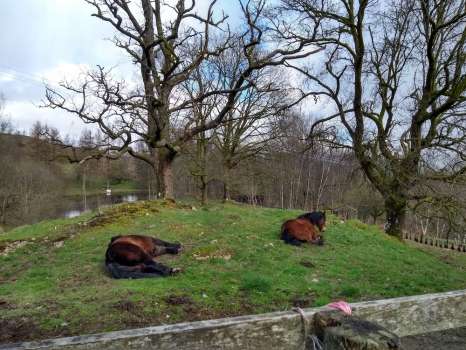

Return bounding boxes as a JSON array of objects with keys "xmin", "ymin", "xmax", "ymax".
[{"xmin": 0, "ymin": 0, "xmax": 240, "ymax": 138}]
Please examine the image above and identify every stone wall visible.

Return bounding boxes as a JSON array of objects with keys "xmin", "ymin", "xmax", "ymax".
[{"xmin": 2, "ymin": 289, "xmax": 465, "ymax": 350}]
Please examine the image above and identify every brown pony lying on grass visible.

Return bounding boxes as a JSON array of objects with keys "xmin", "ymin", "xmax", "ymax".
[
  {"xmin": 105, "ymin": 235, "xmax": 182, "ymax": 279},
  {"xmin": 280, "ymin": 211, "xmax": 326, "ymax": 246}
]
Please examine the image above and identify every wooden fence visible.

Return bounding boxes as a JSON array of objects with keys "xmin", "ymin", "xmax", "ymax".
[
  {"xmin": 402, "ymin": 231, "xmax": 466, "ymax": 253},
  {"xmin": 3, "ymin": 290, "xmax": 466, "ymax": 350}
]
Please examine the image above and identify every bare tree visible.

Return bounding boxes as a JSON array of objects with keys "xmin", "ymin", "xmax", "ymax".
[
  {"xmin": 279, "ymin": 0, "xmax": 466, "ymax": 237},
  {"xmin": 211, "ymin": 52, "xmax": 297, "ymax": 201},
  {"xmin": 181, "ymin": 57, "xmax": 223, "ymax": 204},
  {"xmin": 0, "ymin": 94, "xmax": 13, "ymax": 134},
  {"xmin": 29, "ymin": 121, "xmax": 61, "ymax": 162},
  {"xmin": 0, "ymin": 163, "xmax": 16, "ymax": 225},
  {"xmin": 0, "ymin": 143, "xmax": 65, "ymax": 227},
  {"xmin": 44, "ymin": 0, "xmax": 317, "ymax": 199},
  {"xmin": 181, "ymin": 42, "xmax": 300, "ymax": 203}
]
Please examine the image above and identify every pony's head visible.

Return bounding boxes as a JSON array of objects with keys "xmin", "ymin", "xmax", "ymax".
[
  {"xmin": 316, "ymin": 235, "xmax": 325, "ymax": 245},
  {"xmin": 313, "ymin": 212, "xmax": 326, "ymax": 232},
  {"xmin": 298, "ymin": 211, "xmax": 327, "ymax": 232},
  {"xmin": 310, "ymin": 234, "xmax": 324, "ymax": 246}
]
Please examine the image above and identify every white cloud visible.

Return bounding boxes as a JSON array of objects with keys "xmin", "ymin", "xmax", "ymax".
[
  {"xmin": 0, "ymin": 0, "xmax": 244, "ymax": 135},
  {"xmin": 0, "ymin": 72, "xmax": 15, "ymax": 83},
  {"xmin": 40, "ymin": 63, "xmax": 91, "ymax": 86},
  {"xmin": 5, "ymin": 100, "xmax": 87, "ymax": 138}
]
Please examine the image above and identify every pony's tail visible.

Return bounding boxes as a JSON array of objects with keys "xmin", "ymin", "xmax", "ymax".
[
  {"xmin": 280, "ymin": 222, "xmax": 287, "ymax": 240},
  {"xmin": 105, "ymin": 236, "xmax": 122, "ymax": 264},
  {"xmin": 280, "ymin": 222, "xmax": 292, "ymax": 243},
  {"xmin": 280, "ymin": 229, "xmax": 290, "ymax": 242},
  {"xmin": 110, "ymin": 235, "xmax": 122, "ymax": 243},
  {"xmin": 105, "ymin": 246, "xmax": 114, "ymax": 265}
]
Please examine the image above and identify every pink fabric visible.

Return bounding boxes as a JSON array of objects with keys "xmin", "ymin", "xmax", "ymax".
[{"xmin": 327, "ymin": 301, "xmax": 352, "ymax": 315}]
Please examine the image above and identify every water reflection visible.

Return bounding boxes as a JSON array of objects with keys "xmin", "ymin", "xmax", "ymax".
[
  {"xmin": 64, "ymin": 209, "xmax": 85, "ymax": 219},
  {"xmin": 121, "ymin": 194, "xmax": 138, "ymax": 203},
  {"xmin": 62, "ymin": 192, "xmax": 148, "ymax": 219}
]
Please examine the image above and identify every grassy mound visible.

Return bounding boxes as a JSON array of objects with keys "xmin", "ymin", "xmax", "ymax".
[{"xmin": 0, "ymin": 201, "xmax": 465, "ymax": 343}]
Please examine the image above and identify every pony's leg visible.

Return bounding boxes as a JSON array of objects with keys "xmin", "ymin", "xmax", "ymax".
[
  {"xmin": 281, "ymin": 231, "xmax": 302, "ymax": 246},
  {"xmin": 152, "ymin": 238, "xmax": 181, "ymax": 248},
  {"xmin": 143, "ymin": 260, "xmax": 180, "ymax": 276},
  {"xmin": 309, "ymin": 236, "xmax": 324, "ymax": 245},
  {"xmin": 152, "ymin": 238, "xmax": 182, "ymax": 255},
  {"xmin": 288, "ymin": 238, "xmax": 303, "ymax": 246},
  {"xmin": 107, "ymin": 263, "xmax": 147, "ymax": 279}
]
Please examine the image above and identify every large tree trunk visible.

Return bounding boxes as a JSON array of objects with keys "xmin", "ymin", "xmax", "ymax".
[
  {"xmin": 222, "ymin": 163, "xmax": 231, "ymax": 202},
  {"xmin": 223, "ymin": 181, "xmax": 230, "ymax": 202},
  {"xmin": 384, "ymin": 196, "xmax": 407, "ymax": 239},
  {"xmin": 1, "ymin": 197, "xmax": 7, "ymax": 225},
  {"xmin": 196, "ymin": 129, "xmax": 208, "ymax": 205},
  {"xmin": 82, "ymin": 165, "xmax": 87, "ymax": 211},
  {"xmin": 358, "ymin": 156, "xmax": 410, "ymax": 239},
  {"xmin": 200, "ymin": 179, "xmax": 207, "ymax": 205},
  {"xmin": 159, "ymin": 159, "xmax": 174, "ymax": 200},
  {"xmin": 198, "ymin": 166, "xmax": 207, "ymax": 205},
  {"xmin": 157, "ymin": 149, "xmax": 176, "ymax": 200}
]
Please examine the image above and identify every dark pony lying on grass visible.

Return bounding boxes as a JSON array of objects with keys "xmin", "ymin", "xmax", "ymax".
[
  {"xmin": 280, "ymin": 211, "xmax": 326, "ymax": 246},
  {"xmin": 105, "ymin": 235, "xmax": 182, "ymax": 279}
]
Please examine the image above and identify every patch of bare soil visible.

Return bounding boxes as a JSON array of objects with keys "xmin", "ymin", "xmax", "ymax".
[
  {"xmin": 164, "ymin": 294, "xmax": 194, "ymax": 306},
  {"xmin": 0, "ymin": 240, "xmax": 29, "ymax": 256},
  {"xmin": 162, "ymin": 293, "xmax": 255, "ymax": 324},
  {"xmin": 0, "ymin": 298, "xmax": 257, "ymax": 346},
  {"xmin": 299, "ymin": 259, "xmax": 316, "ymax": 268},
  {"xmin": 0, "ymin": 227, "xmax": 78, "ymax": 258},
  {"xmin": 192, "ymin": 249, "xmax": 233, "ymax": 261},
  {"xmin": 0, "ymin": 299, "xmax": 14, "ymax": 310},
  {"xmin": 113, "ymin": 299, "xmax": 142, "ymax": 313},
  {"xmin": 0, "ymin": 318, "xmax": 46, "ymax": 344},
  {"xmin": 178, "ymin": 302, "xmax": 255, "ymax": 323}
]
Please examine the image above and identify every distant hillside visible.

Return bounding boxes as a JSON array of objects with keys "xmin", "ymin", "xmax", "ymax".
[
  {"xmin": 0, "ymin": 132, "xmax": 69, "ymax": 163},
  {"xmin": 0, "ymin": 132, "xmax": 38, "ymax": 155},
  {"xmin": 0, "ymin": 133, "xmax": 142, "ymax": 229}
]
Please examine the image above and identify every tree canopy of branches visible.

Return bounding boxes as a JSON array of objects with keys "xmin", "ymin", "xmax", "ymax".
[
  {"xmin": 44, "ymin": 0, "xmax": 317, "ymax": 199},
  {"xmin": 204, "ymin": 43, "xmax": 296, "ymax": 201},
  {"xmin": 279, "ymin": 0, "xmax": 466, "ymax": 237}
]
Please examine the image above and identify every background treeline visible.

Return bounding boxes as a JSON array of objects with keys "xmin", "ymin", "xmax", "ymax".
[{"xmin": 1, "ymin": 110, "xmax": 464, "ymax": 244}]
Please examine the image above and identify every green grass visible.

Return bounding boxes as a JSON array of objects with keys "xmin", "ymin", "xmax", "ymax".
[{"xmin": 0, "ymin": 201, "xmax": 465, "ymax": 343}]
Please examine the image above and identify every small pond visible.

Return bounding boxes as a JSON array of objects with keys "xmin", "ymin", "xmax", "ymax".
[
  {"xmin": 62, "ymin": 192, "xmax": 149, "ymax": 219},
  {"xmin": 1, "ymin": 191, "xmax": 151, "ymax": 232}
]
